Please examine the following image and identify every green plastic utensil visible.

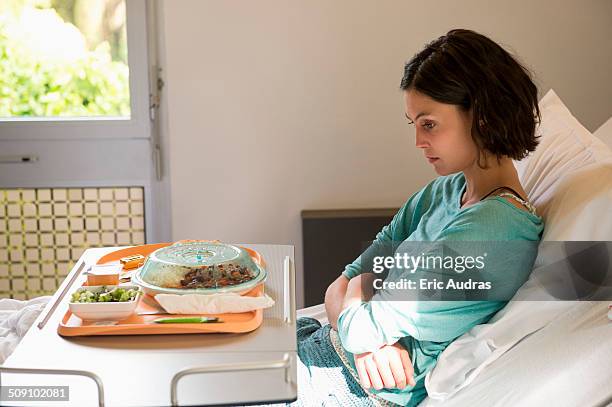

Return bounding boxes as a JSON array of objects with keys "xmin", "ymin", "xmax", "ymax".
[{"xmin": 153, "ymin": 317, "xmax": 221, "ymax": 324}]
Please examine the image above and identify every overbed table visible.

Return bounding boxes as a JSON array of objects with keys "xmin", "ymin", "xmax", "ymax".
[{"xmin": 0, "ymin": 244, "xmax": 297, "ymax": 407}]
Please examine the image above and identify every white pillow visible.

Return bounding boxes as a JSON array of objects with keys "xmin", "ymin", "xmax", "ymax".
[
  {"xmin": 515, "ymin": 89, "xmax": 612, "ymax": 240},
  {"xmin": 425, "ymin": 89, "xmax": 612, "ymax": 400}
]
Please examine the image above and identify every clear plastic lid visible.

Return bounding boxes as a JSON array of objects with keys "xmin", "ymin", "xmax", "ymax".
[{"xmin": 132, "ymin": 242, "xmax": 266, "ymax": 295}]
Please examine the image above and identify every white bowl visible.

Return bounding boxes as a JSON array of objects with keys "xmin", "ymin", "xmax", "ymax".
[{"xmin": 69, "ymin": 285, "xmax": 141, "ymax": 321}]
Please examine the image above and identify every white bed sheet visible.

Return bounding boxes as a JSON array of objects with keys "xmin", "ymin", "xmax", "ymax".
[
  {"xmin": 0, "ymin": 296, "xmax": 51, "ymax": 364},
  {"xmin": 421, "ymin": 301, "xmax": 612, "ymax": 407},
  {"xmin": 297, "ymin": 302, "xmax": 612, "ymax": 407},
  {"xmin": 296, "ymin": 303, "xmax": 328, "ymax": 324}
]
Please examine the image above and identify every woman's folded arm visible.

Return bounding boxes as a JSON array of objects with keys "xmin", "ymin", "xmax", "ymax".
[
  {"xmin": 324, "ymin": 275, "xmax": 349, "ymax": 331},
  {"xmin": 337, "ymin": 295, "xmax": 504, "ymax": 354}
]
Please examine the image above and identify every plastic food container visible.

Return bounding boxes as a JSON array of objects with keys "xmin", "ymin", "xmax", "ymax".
[
  {"xmin": 132, "ymin": 241, "xmax": 266, "ymax": 296},
  {"xmin": 69, "ymin": 285, "xmax": 142, "ymax": 321},
  {"xmin": 86, "ymin": 264, "xmax": 121, "ymax": 286}
]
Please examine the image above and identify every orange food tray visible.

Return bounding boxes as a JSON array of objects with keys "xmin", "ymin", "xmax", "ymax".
[{"xmin": 57, "ymin": 242, "xmax": 266, "ymax": 337}]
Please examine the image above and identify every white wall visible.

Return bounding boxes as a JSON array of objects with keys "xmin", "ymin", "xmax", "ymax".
[{"xmin": 157, "ymin": 0, "xmax": 612, "ymax": 307}]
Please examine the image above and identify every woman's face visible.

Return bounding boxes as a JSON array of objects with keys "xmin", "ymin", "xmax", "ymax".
[{"xmin": 404, "ymin": 89, "xmax": 477, "ymax": 176}]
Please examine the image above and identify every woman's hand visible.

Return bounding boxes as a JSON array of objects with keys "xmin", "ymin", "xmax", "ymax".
[{"xmin": 354, "ymin": 342, "xmax": 416, "ymax": 390}]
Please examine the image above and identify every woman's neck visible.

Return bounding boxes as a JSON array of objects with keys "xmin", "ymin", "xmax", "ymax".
[{"xmin": 461, "ymin": 156, "xmax": 525, "ymax": 208}]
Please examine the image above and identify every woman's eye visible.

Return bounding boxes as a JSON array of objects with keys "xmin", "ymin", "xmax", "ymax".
[{"xmin": 423, "ymin": 122, "xmax": 435, "ymax": 130}]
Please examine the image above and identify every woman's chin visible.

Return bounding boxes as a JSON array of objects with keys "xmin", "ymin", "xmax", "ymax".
[
  {"xmin": 428, "ymin": 160, "xmax": 461, "ymax": 176},
  {"xmin": 430, "ymin": 163, "xmax": 446, "ymax": 175},
  {"xmin": 433, "ymin": 166, "xmax": 455, "ymax": 176}
]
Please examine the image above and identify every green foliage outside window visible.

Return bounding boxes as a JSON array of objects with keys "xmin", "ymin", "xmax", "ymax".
[{"xmin": 0, "ymin": 0, "xmax": 130, "ymax": 117}]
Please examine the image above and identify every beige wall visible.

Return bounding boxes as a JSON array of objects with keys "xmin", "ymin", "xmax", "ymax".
[{"xmin": 158, "ymin": 0, "xmax": 612, "ymax": 307}]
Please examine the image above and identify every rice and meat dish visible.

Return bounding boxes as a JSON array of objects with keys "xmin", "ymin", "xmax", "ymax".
[
  {"xmin": 180, "ymin": 264, "xmax": 255, "ymax": 289},
  {"xmin": 138, "ymin": 242, "xmax": 263, "ymax": 291}
]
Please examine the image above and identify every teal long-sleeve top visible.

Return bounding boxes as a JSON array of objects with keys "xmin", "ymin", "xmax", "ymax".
[{"xmin": 336, "ymin": 172, "xmax": 544, "ymax": 406}]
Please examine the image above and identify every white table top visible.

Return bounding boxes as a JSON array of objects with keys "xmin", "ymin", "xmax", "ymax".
[{"xmin": 2, "ymin": 244, "xmax": 297, "ymax": 407}]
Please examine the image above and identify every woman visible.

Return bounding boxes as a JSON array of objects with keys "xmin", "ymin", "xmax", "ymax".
[{"xmin": 291, "ymin": 29, "xmax": 543, "ymax": 407}]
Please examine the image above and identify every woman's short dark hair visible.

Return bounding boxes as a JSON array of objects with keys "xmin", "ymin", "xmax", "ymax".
[{"xmin": 400, "ymin": 29, "xmax": 540, "ymax": 166}]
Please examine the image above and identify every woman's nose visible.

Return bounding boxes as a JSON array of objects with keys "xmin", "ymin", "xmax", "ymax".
[{"xmin": 415, "ymin": 130, "xmax": 429, "ymax": 148}]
